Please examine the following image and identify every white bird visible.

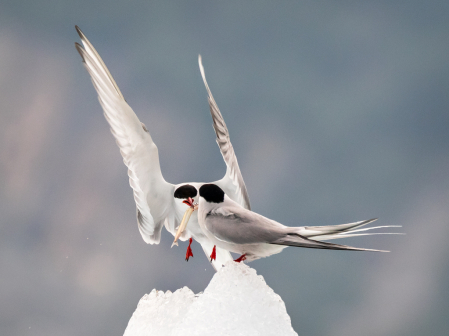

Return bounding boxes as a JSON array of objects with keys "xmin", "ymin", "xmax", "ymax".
[
  {"xmin": 74, "ymin": 26, "xmax": 250, "ymax": 270},
  {"xmin": 180, "ymin": 184, "xmax": 401, "ymax": 262}
]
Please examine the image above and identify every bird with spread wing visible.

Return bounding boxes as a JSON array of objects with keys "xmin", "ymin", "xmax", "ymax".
[{"xmin": 75, "ymin": 26, "xmax": 250, "ymax": 270}]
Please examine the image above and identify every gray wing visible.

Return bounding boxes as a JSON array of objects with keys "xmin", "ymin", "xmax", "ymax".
[
  {"xmin": 206, "ymin": 205, "xmax": 389, "ymax": 252},
  {"xmin": 198, "ymin": 56, "xmax": 251, "ymax": 210},
  {"xmin": 75, "ymin": 26, "xmax": 174, "ymax": 244},
  {"xmin": 205, "ymin": 206, "xmax": 286, "ymax": 244}
]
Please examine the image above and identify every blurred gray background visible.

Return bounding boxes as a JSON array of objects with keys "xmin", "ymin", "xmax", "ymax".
[{"xmin": 1, "ymin": 1, "xmax": 448, "ymax": 335}]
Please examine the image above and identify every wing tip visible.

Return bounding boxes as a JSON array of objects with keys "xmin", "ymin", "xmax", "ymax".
[
  {"xmin": 75, "ymin": 25, "xmax": 85, "ymax": 40},
  {"xmin": 198, "ymin": 54, "xmax": 206, "ymax": 80},
  {"xmin": 74, "ymin": 42, "xmax": 85, "ymax": 61}
]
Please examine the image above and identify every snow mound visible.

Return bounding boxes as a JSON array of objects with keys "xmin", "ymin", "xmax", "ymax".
[
  {"xmin": 124, "ymin": 262, "xmax": 297, "ymax": 336},
  {"xmin": 123, "ymin": 287, "xmax": 196, "ymax": 336}
]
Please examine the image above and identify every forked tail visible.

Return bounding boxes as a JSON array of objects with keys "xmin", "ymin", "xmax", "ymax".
[{"xmin": 272, "ymin": 218, "xmax": 402, "ymax": 252}]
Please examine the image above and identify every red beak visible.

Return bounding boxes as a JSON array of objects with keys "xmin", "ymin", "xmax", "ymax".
[{"xmin": 182, "ymin": 197, "xmax": 194, "ymax": 208}]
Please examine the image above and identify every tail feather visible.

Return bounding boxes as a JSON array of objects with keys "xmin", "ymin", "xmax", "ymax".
[
  {"xmin": 297, "ymin": 218, "xmax": 402, "ymax": 241},
  {"xmin": 341, "ymin": 225, "xmax": 401, "ymax": 234},
  {"xmin": 298, "ymin": 218, "xmax": 378, "ymax": 237},
  {"xmin": 279, "ymin": 218, "xmax": 403, "ymax": 251},
  {"xmin": 272, "ymin": 233, "xmax": 388, "ymax": 252},
  {"xmin": 312, "ymin": 232, "xmax": 403, "ymax": 241}
]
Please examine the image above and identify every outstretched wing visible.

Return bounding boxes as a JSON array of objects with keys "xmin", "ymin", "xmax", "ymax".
[
  {"xmin": 75, "ymin": 26, "xmax": 174, "ymax": 244},
  {"xmin": 198, "ymin": 56, "xmax": 251, "ymax": 210}
]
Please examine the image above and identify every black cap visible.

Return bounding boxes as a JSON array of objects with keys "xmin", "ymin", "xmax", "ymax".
[
  {"xmin": 174, "ymin": 185, "xmax": 197, "ymax": 199},
  {"xmin": 199, "ymin": 184, "xmax": 225, "ymax": 203}
]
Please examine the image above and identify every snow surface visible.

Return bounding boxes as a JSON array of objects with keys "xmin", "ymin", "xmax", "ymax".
[{"xmin": 124, "ymin": 262, "xmax": 297, "ymax": 336}]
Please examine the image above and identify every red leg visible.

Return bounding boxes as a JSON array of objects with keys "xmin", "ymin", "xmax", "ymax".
[
  {"xmin": 210, "ymin": 245, "xmax": 217, "ymax": 262},
  {"xmin": 234, "ymin": 254, "xmax": 246, "ymax": 263},
  {"xmin": 185, "ymin": 238, "xmax": 193, "ymax": 261}
]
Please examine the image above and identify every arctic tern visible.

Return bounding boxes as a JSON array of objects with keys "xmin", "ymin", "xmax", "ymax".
[
  {"xmin": 176, "ymin": 184, "xmax": 401, "ymax": 262},
  {"xmin": 75, "ymin": 26, "xmax": 250, "ymax": 270}
]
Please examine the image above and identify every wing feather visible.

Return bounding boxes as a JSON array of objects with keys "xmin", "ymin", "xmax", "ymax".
[
  {"xmin": 205, "ymin": 206, "xmax": 285, "ymax": 244},
  {"xmin": 75, "ymin": 26, "xmax": 174, "ymax": 244},
  {"xmin": 198, "ymin": 56, "xmax": 251, "ymax": 210},
  {"xmin": 204, "ymin": 207, "xmax": 387, "ymax": 251}
]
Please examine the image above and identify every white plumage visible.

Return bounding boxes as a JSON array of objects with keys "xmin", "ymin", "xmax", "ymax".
[
  {"xmin": 75, "ymin": 26, "xmax": 250, "ymax": 270},
  {"xmin": 195, "ymin": 184, "xmax": 401, "ymax": 262}
]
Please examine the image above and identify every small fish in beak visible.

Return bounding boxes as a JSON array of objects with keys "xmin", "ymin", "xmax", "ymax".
[{"xmin": 171, "ymin": 197, "xmax": 198, "ymax": 247}]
